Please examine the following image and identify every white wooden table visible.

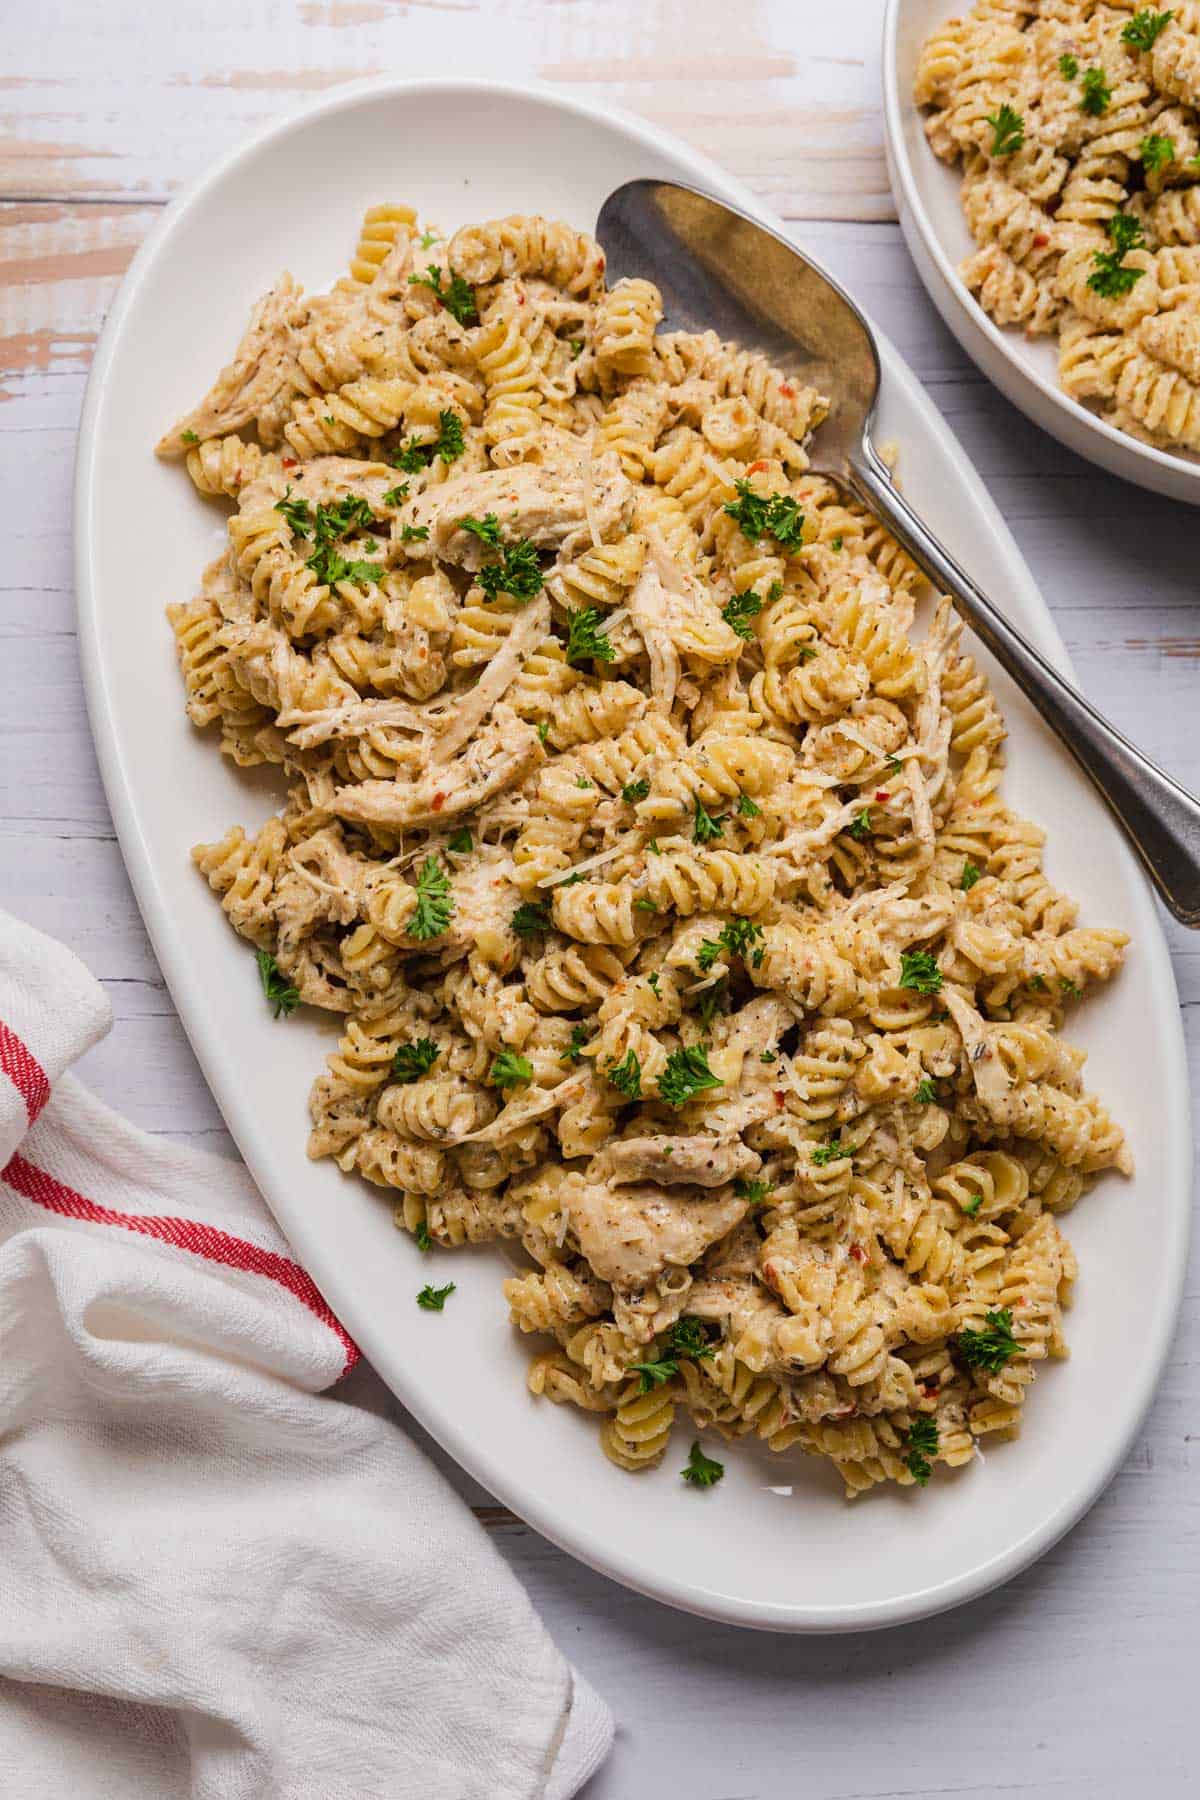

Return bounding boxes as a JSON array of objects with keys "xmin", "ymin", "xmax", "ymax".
[{"xmin": 3, "ymin": 5, "xmax": 1198, "ymax": 1794}]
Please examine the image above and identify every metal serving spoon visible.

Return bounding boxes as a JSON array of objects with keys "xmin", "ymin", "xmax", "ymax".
[{"xmin": 595, "ymin": 179, "xmax": 1200, "ymax": 927}]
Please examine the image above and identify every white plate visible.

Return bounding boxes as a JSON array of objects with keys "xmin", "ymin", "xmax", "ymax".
[
  {"xmin": 883, "ymin": 0, "xmax": 1200, "ymax": 505},
  {"xmin": 76, "ymin": 76, "xmax": 1191, "ymax": 1632}
]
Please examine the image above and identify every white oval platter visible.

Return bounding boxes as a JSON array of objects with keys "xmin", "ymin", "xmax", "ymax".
[{"xmin": 76, "ymin": 76, "xmax": 1191, "ymax": 1632}]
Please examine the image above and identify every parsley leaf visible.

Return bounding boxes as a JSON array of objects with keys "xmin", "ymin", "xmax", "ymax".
[
  {"xmin": 811, "ymin": 1135, "xmax": 853, "ymax": 1167},
  {"xmin": 489, "ymin": 1050, "xmax": 533, "ymax": 1089},
  {"xmin": 458, "ymin": 512, "xmax": 504, "ymax": 547},
  {"xmin": 697, "ymin": 916, "xmax": 764, "ymax": 975},
  {"xmin": 666, "ymin": 1316, "xmax": 714, "ymax": 1360},
  {"xmin": 419, "ymin": 228, "xmax": 439, "ymax": 250},
  {"xmin": 414, "ymin": 1218, "xmax": 433, "ymax": 1251},
  {"xmin": 391, "ymin": 1037, "xmax": 440, "ymax": 1083},
  {"xmin": 565, "ymin": 606, "xmax": 614, "ymax": 666},
  {"xmin": 256, "ymin": 949, "xmax": 299, "ymax": 1018},
  {"xmin": 848, "ymin": 806, "xmax": 873, "ymax": 841},
  {"xmin": 407, "ymin": 262, "xmax": 479, "ymax": 324},
  {"xmin": 606, "ymin": 1049, "xmax": 642, "ymax": 1100},
  {"xmin": 1059, "ymin": 52, "xmax": 1079, "ymax": 78},
  {"xmin": 956, "ymin": 1307, "xmax": 1022, "ymax": 1372},
  {"xmin": 391, "ymin": 408, "xmax": 465, "ymax": 471},
  {"xmin": 622, "ymin": 778, "xmax": 650, "ymax": 804},
  {"xmin": 274, "ymin": 486, "xmax": 314, "ymax": 535},
  {"xmin": 446, "ymin": 827, "xmax": 472, "ymax": 854},
  {"xmin": 1122, "ymin": 8, "xmax": 1174, "ymax": 52},
  {"xmin": 961, "ymin": 1191, "xmax": 983, "ymax": 1218},
  {"xmin": 512, "ymin": 901, "xmax": 552, "ymax": 937},
  {"xmin": 986, "ymin": 103, "xmax": 1025, "ymax": 156},
  {"xmin": 401, "ymin": 523, "xmax": 430, "ymax": 543},
  {"xmin": 1060, "ymin": 977, "xmax": 1082, "ymax": 999},
  {"xmin": 629, "ymin": 1355, "xmax": 677, "ymax": 1391},
  {"xmin": 737, "ymin": 792, "xmax": 761, "ymax": 818},
  {"xmin": 658, "ymin": 1044, "xmax": 722, "ymax": 1109},
  {"xmin": 181, "ymin": 429, "xmax": 200, "ymax": 445},
  {"xmin": 696, "ymin": 979, "xmax": 726, "ymax": 1028},
  {"xmin": 723, "ymin": 480, "xmax": 806, "ymax": 549},
  {"xmin": 408, "ymin": 856, "xmax": 454, "ymax": 941},
  {"xmin": 734, "ymin": 1177, "xmax": 772, "ymax": 1206},
  {"xmin": 536, "ymin": 720, "xmax": 550, "ymax": 745},
  {"xmin": 560, "ymin": 1024, "xmax": 592, "ymax": 1066},
  {"xmin": 961, "ymin": 859, "xmax": 982, "ymax": 892},
  {"xmin": 634, "ymin": 896, "xmax": 658, "ymax": 913},
  {"xmin": 692, "ymin": 797, "xmax": 726, "ymax": 844},
  {"xmin": 682, "ymin": 1441, "xmax": 725, "ymax": 1488},
  {"xmin": 1141, "ymin": 132, "xmax": 1176, "ymax": 172},
  {"xmin": 416, "ymin": 1282, "xmax": 456, "ymax": 1311},
  {"xmin": 904, "ymin": 1414, "xmax": 939, "ymax": 1486},
  {"xmin": 1080, "ymin": 66, "xmax": 1112, "ymax": 115},
  {"xmin": 721, "ymin": 588, "xmax": 764, "ymax": 641},
  {"xmin": 899, "ymin": 949, "xmax": 943, "ymax": 995},
  {"xmin": 1088, "ymin": 212, "xmax": 1148, "ymax": 298},
  {"xmin": 382, "ymin": 483, "xmax": 410, "ymax": 507},
  {"xmin": 914, "ymin": 1078, "xmax": 939, "ymax": 1104},
  {"xmin": 477, "ymin": 537, "xmax": 543, "ymax": 603}
]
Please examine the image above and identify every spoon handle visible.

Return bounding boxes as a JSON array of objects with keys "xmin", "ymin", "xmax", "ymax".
[{"xmin": 847, "ymin": 443, "xmax": 1200, "ymax": 926}]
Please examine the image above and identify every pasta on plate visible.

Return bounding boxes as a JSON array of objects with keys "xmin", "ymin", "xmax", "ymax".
[
  {"xmin": 159, "ymin": 201, "xmax": 1131, "ymax": 1498},
  {"xmin": 915, "ymin": 1, "xmax": 1200, "ymax": 455}
]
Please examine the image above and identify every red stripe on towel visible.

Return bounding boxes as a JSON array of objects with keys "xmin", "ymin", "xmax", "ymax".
[
  {"xmin": 1, "ymin": 1150, "xmax": 360, "ymax": 1378},
  {"xmin": 0, "ymin": 1021, "xmax": 51, "ymax": 1123}
]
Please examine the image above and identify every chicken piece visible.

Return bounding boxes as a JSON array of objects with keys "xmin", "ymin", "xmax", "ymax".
[
  {"xmin": 606, "ymin": 1135, "xmax": 761, "ymax": 1189},
  {"xmin": 332, "ymin": 705, "xmax": 541, "ymax": 828},
  {"xmin": 564, "ymin": 1177, "xmax": 748, "ymax": 1288},
  {"xmin": 404, "ymin": 451, "xmax": 633, "ymax": 567},
  {"xmin": 156, "ymin": 275, "xmax": 312, "ymax": 455}
]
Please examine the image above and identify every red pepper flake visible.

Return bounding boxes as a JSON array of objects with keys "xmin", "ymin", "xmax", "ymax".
[
  {"xmin": 282, "ymin": 457, "xmax": 298, "ymax": 470},
  {"xmin": 747, "ymin": 459, "xmax": 769, "ymax": 475},
  {"xmin": 431, "ymin": 793, "xmax": 446, "ymax": 813},
  {"xmin": 774, "ymin": 1090, "xmax": 786, "ymax": 1109},
  {"xmin": 779, "ymin": 381, "xmax": 796, "ymax": 397},
  {"xmin": 848, "ymin": 1241, "xmax": 866, "ymax": 1263},
  {"xmin": 923, "ymin": 1381, "xmax": 939, "ymax": 1397},
  {"xmin": 1032, "ymin": 232, "xmax": 1050, "ymax": 247},
  {"xmin": 875, "ymin": 790, "xmax": 890, "ymax": 803}
]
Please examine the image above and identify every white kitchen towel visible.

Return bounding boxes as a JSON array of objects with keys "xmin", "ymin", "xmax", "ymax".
[{"xmin": 0, "ymin": 908, "xmax": 613, "ymax": 1799}]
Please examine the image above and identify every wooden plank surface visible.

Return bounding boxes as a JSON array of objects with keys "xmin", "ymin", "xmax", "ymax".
[{"xmin": 2, "ymin": 4, "xmax": 1199, "ymax": 1797}]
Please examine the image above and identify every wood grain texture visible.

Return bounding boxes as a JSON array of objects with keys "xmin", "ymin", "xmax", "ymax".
[{"xmin": 2, "ymin": 5, "xmax": 1198, "ymax": 1796}]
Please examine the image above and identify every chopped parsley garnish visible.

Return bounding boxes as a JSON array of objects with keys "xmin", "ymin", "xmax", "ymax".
[
  {"xmin": 1058, "ymin": 52, "xmax": 1079, "ymax": 78},
  {"xmin": 408, "ymin": 855, "xmax": 454, "ymax": 941},
  {"xmin": 407, "ymin": 262, "xmax": 478, "ymax": 324},
  {"xmin": 887, "ymin": 755, "xmax": 903, "ymax": 775},
  {"xmin": 560, "ymin": 1024, "xmax": 592, "ymax": 1066},
  {"xmin": 696, "ymin": 916, "xmax": 765, "ymax": 974},
  {"xmin": 256, "ymin": 949, "xmax": 299, "ymax": 1018},
  {"xmin": 723, "ymin": 480, "xmax": 806, "ymax": 549},
  {"xmin": 1060, "ymin": 977, "xmax": 1082, "ymax": 999},
  {"xmin": 904, "ymin": 1415, "xmax": 939, "ymax": 1486},
  {"xmin": 382, "ymin": 482, "xmax": 410, "ymax": 507},
  {"xmin": 697, "ymin": 980, "xmax": 726, "ymax": 1028},
  {"xmin": 391, "ymin": 1038, "xmax": 440, "ymax": 1083},
  {"xmin": 274, "ymin": 486, "xmax": 314, "ymax": 535},
  {"xmin": 414, "ymin": 1218, "xmax": 433, "ymax": 1252},
  {"xmin": 1088, "ymin": 212, "xmax": 1147, "ymax": 298},
  {"xmin": 288, "ymin": 494, "xmax": 385, "ymax": 587},
  {"xmin": 734, "ymin": 1177, "xmax": 772, "ymax": 1206},
  {"xmin": 721, "ymin": 588, "xmax": 764, "ymax": 641},
  {"xmin": 181, "ymin": 429, "xmax": 200, "ymax": 445},
  {"xmin": 899, "ymin": 949, "xmax": 943, "ymax": 995},
  {"xmin": 957, "ymin": 1308, "xmax": 1022, "ymax": 1373},
  {"xmin": 692, "ymin": 797, "xmax": 726, "ymax": 845},
  {"xmin": 419, "ymin": 228, "xmax": 439, "ymax": 250},
  {"xmin": 1141, "ymin": 132, "xmax": 1176, "ymax": 172},
  {"xmin": 569, "ymin": 337, "xmax": 584, "ymax": 357},
  {"xmin": 606, "ymin": 1049, "xmax": 642, "ymax": 1100},
  {"xmin": 914, "ymin": 1078, "xmax": 939, "ymax": 1104},
  {"xmin": 1080, "ymin": 66, "xmax": 1112, "ymax": 115},
  {"xmin": 760, "ymin": 1050, "xmax": 776, "ymax": 1063},
  {"xmin": 634, "ymin": 896, "xmax": 659, "ymax": 913},
  {"xmin": 811, "ymin": 1135, "xmax": 853, "ymax": 1167},
  {"xmin": 416, "ymin": 1282, "xmax": 455, "ymax": 1311},
  {"xmin": 391, "ymin": 408, "xmax": 465, "ymax": 470},
  {"xmin": 512, "ymin": 901, "xmax": 552, "ymax": 937},
  {"xmin": 628, "ymin": 1355, "xmax": 677, "ymax": 1391},
  {"xmin": 629, "ymin": 1317, "xmax": 715, "ymax": 1392},
  {"xmin": 446, "ymin": 827, "xmax": 472, "ymax": 854},
  {"xmin": 400, "ymin": 523, "xmax": 430, "ymax": 543},
  {"xmin": 647, "ymin": 973, "xmax": 660, "ymax": 993},
  {"xmin": 565, "ymin": 606, "xmax": 614, "ymax": 666},
  {"xmin": 1029, "ymin": 974, "xmax": 1048, "ymax": 992},
  {"xmin": 575, "ymin": 775, "xmax": 592, "ymax": 790},
  {"xmin": 848, "ymin": 806, "xmax": 873, "ymax": 840},
  {"xmin": 1122, "ymin": 8, "xmax": 1174, "ymax": 52},
  {"xmin": 477, "ymin": 536, "xmax": 543, "ymax": 603},
  {"xmin": 737, "ymin": 792, "xmax": 761, "ymax": 818},
  {"xmin": 831, "ymin": 534, "xmax": 843, "ymax": 551},
  {"xmin": 622, "ymin": 778, "xmax": 650, "ymax": 804},
  {"xmin": 961, "ymin": 1191, "xmax": 983, "ymax": 1218},
  {"xmin": 536, "ymin": 720, "xmax": 550, "ymax": 744},
  {"xmin": 960, "ymin": 859, "xmax": 982, "ymax": 892},
  {"xmin": 985, "ymin": 103, "xmax": 1025, "ymax": 156},
  {"xmin": 658, "ymin": 1044, "xmax": 722, "ymax": 1109},
  {"xmin": 489, "ymin": 1050, "xmax": 533, "ymax": 1089},
  {"xmin": 682, "ymin": 1442, "xmax": 724, "ymax": 1488},
  {"xmin": 458, "ymin": 512, "xmax": 504, "ymax": 547}
]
